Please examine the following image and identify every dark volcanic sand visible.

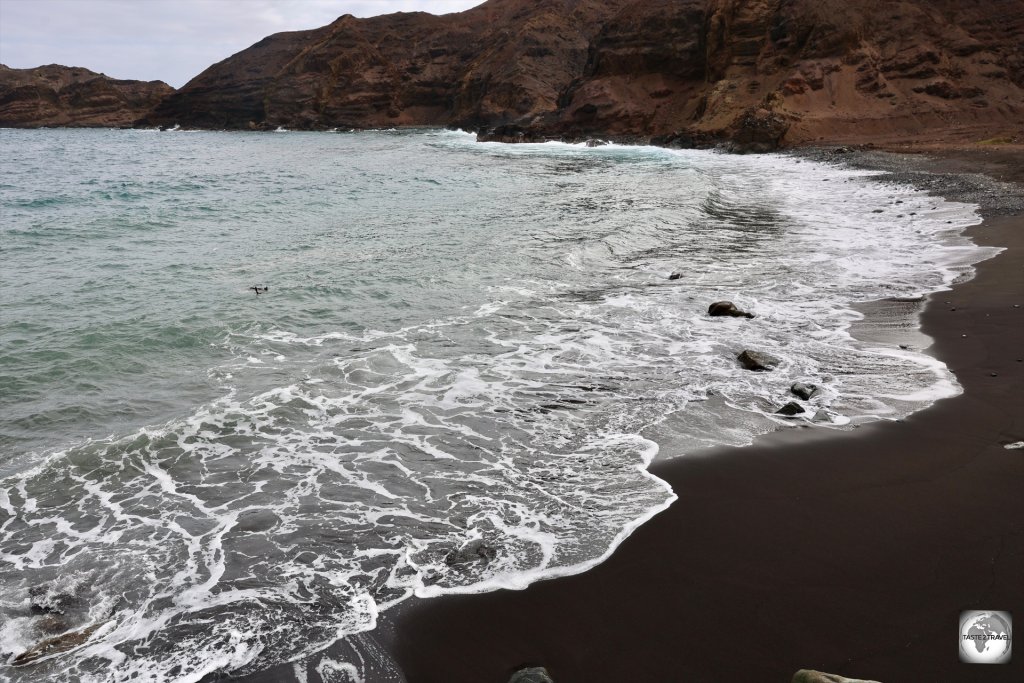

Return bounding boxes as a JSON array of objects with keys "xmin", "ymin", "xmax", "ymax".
[{"xmin": 385, "ymin": 149, "xmax": 1024, "ymax": 683}]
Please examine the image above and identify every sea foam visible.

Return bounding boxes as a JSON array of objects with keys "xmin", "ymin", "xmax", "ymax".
[{"xmin": 0, "ymin": 129, "xmax": 998, "ymax": 681}]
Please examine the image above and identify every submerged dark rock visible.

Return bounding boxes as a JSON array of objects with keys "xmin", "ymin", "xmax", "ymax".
[
  {"xmin": 790, "ymin": 382, "xmax": 820, "ymax": 400},
  {"xmin": 509, "ymin": 667, "xmax": 555, "ymax": 683},
  {"xmin": 737, "ymin": 350, "xmax": 780, "ymax": 371},
  {"xmin": 445, "ymin": 540, "xmax": 497, "ymax": 566},
  {"xmin": 34, "ymin": 614, "xmax": 70, "ymax": 635},
  {"xmin": 708, "ymin": 301, "xmax": 754, "ymax": 318},
  {"xmin": 13, "ymin": 623, "xmax": 103, "ymax": 666},
  {"xmin": 776, "ymin": 402, "xmax": 806, "ymax": 416},
  {"xmin": 29, "ymin": 584, "xmax": 77, "ymax": 615}
]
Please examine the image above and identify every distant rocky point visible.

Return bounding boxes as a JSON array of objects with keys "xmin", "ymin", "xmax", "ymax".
[{"xmin": 0, "ymin": 64, "xmax": 173, "ymax": 128}]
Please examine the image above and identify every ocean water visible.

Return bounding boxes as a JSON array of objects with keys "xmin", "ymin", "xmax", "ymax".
[{"xmin": 0, "ymin": 128, "xmax": 997, "ymax": 681}]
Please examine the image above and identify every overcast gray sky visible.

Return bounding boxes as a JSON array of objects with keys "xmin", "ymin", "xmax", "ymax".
[{"xmin": 0, "ymin": 0, "xmax": 482, "ymax": 88}]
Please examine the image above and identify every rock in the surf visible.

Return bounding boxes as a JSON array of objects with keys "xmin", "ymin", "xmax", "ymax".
[
  {"xmin": 445, "ymin": 539, "xmax": 497, "ymax": 566},
  {"xmin": 811, "ymin": 410, "xmax": 834, "ymax": 424},
  {"xmin": 708, "ymin": 301, "xmax": 754, "ymax": 318},
  {"xmin": 510, "ymin": 666, "xmax": 555, "ymax": 683},
  {"xmin": 668, "ymin": 272, "xmax": 682, "ymax": 280},
  {"xmin": 776, "ymin": 402, "xmax": 806, "ymax": 416},
  {"xmin": 737, "ymin": 350, "xmax": 780, "ymax": 371},
  {"xmin": 35, "ymin": 614, "xmax": 70, "ymax": 635},
  {"xmin": 792, "ymin": 670, "xmax": 882, "ymax": 683},
  {"xmin": 29, "ymin": 584, "xmax": 76, "ymax": 615},
  {"xmin": 790, "ymin": 382, "xmax": 820, "ymax": 400},
  {"xmin": 13, "ymin": 623, "xmax": 103, "ymax": 666}
]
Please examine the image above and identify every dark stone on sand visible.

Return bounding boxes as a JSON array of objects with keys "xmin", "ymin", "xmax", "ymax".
[
  {"xmin": 792, "ymin": 670, "xmax": 882, "ymax": 683},
  {"xmin": 790, "ymin": 382, "xmax": 820, "ymax": 400},
  {"xmin": 709, "ymin": 301, "xmax": 754, "ymax": 318},
  {"xmin": 776, "ymin": 402, "xmax": 806, "ymax": 416},
  {"xmin": 737, "ymin": 350, "xmax": 780, "ymax": 371},
  {"xmin": 445, "ymin": 539, "xmax": 497, "ymax": 566},
  {"xmin": 13, "ymin": 623, "xmax": 103, "ymax": 666},
  {"xmin": 509, "ymin": 667, "xmax": 555, "ymax": 683},
  {"xmin": 668, "ymin": 272, "xmax": 682, "ymax": 280}
]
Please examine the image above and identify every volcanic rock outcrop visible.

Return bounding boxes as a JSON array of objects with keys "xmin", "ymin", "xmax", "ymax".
[
  {"xmin": 143, "ymin": 1, "xmax": 630, "ymax": 131},
  {"xmin": 0, "ymin": 64, "xmax": 174, "ymax": 128},
  {"xmin": 140, "ymin": 0, "xmax": 1024, "ymax": 148}
]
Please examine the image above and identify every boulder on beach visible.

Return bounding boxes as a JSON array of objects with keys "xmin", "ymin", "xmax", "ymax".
[
  {"xmin": 790, "ymin": 382, "xmax": 820, "ymax": 400},
  {"xmin": 509, "ymin": 666, "xmax": 555, "ymax": 683},
  {"xmin": 737, "ymin": 350, "xmax": 780, "ymax": 371},
  {"xmin": 776, "ymin": 402, "xmax": 806, "ymax": 416},
  {"xmin": 709, "ymin": 301, "xmax": 754, "ymax": 318},
  {"xmin": 792, "ymin": 670, "xmax": 882, "ymax": 683}
]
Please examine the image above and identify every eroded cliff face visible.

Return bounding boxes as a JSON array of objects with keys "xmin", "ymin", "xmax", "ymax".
[
  {"xmin": 144, "ymin": 1, "xmax": 630, "ymax": 131},
  {"xmin": 0, "ymin": 64, "xmax": 174, "ymax": 128},
  {"xmin": 556, "ymin": 0, "xmax": 1024, "ymax": 149},
  {"xmin": 141, "ymin": 0, "xmax": 1024, "ymax": 148}
]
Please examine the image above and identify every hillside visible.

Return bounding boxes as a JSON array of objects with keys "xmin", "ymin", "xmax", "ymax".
[
  {"xmin": 140, "ymin": 0, "xmax": 1024, "ymax": 149},
  {"xmin": 0, "ymin": 64, "xmax": 174, "ymax": 128}
]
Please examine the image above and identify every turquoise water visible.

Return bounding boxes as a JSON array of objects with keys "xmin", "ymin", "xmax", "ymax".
[{"xmin": 0, "ymin": 128, "xmax": 989, "ymax": 681}]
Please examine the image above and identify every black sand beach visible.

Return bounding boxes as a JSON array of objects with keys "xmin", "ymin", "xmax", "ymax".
[{"xmin": 385, "ymin": 149, "xmax": 1024, "ymax": 683}]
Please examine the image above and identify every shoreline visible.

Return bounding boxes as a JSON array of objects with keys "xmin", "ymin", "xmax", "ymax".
[{"xmin": 373, "ymin": 148, "xmax": 1023, "ymax": 683}]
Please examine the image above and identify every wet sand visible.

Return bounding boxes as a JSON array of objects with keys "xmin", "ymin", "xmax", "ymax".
[{"xmin": 387, "ymin": 149, "xmax": 1024, "ymax": 683}]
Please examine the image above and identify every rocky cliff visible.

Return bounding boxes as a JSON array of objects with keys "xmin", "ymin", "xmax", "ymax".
[
  {"xmin": 0, "ymin": 64, "xmax": 174, "ymax": 128},
  {"xmin": 143, "ymin": 1, "xmax": 631, "ymax": 131},
  {"xmin": 572, "ymin": 0, "xmax": 1024, "ymax": 149},
  {"xmin": 143, "ymin": 0, "xmax": 1024, "ymax": 148},
  {"xmin": 88, "ymin": 1, "xmax": 1024, "ymax": 148}
]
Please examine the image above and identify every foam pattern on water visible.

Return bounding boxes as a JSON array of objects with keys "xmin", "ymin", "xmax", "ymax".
[{"xmin": 0, "ymin": 131, "xmax": 998, "ymax": 681}]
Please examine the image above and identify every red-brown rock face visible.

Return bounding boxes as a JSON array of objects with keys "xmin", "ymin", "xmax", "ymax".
[
  {"xmin": 547, "ymin": 0, "xmax": 1024, "ymax": 148},
  {"xmin": 0, "ymin": 64, "xmax": 174, "ymax": 128},
  {"xmin": 139, "ymin": 0, "xmax": 1024, "ymax": 148},
  {"xmin": 144, "ymin": 1, "xmax": 630, "ymax": 131}
]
